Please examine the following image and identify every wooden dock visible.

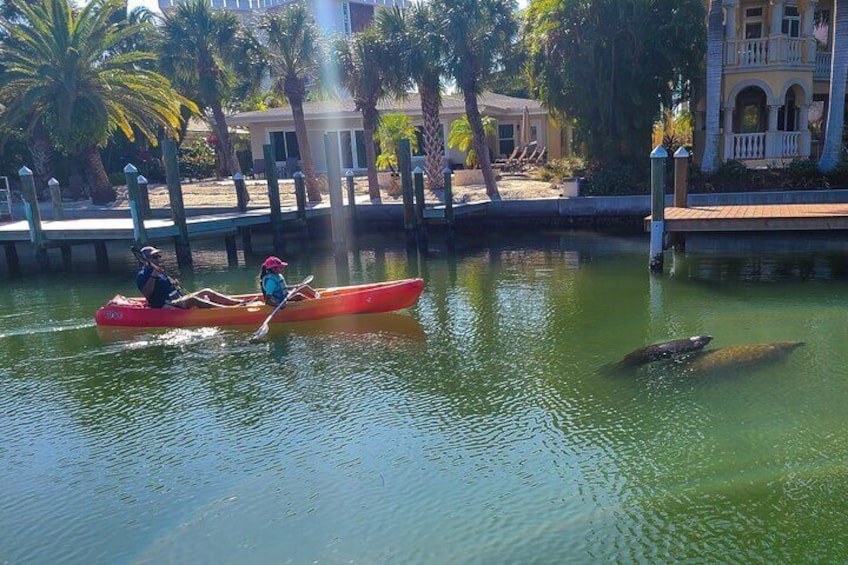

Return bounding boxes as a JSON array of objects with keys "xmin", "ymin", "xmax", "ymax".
[
  {"xmin": 0, "ymin": 205, "xmax": 330, "ymax": 242},
  {"xmin": 646, "ymin": 203, "xmax": 848, "ymax": 233}
]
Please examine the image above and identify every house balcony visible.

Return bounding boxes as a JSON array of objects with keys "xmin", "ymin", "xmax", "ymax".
[
  {"xmin": 724, "ymin": 37, "xmax": 816, "ymax": 70},
  {"xmin": 814, "ymin": 51, "xmax": 832, "ymax": 81},
  {"xmin": 724, "ymin": 131, "xmax": 809, "ymax": 163}
]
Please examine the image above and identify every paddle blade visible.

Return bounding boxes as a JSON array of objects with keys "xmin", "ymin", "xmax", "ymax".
[{"xmin": 250, "ymin": 322, "xmax": 270, "ymax": 342}]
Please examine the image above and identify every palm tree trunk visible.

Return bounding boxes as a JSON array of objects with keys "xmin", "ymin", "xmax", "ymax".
[
  {"xmin": 701, "ymin": 0, "xmax": 724, "ymax": 173},
  {"xmin": 462, "ymin": 87, "xmax": 499, "ymax": 199},
  {"xmin": 82, "ymin": 145, "xmax": 116, "ymax": 204},
  {"xmin": 28, "ymin": 132, "xmax": 54, "ymax": 200},
  {"xmin": 820, "ymin": 0, "xmax": 848, "ymax": 172},
  {"xmin": 363, "ymin": 105, "xmax": 381, "ymax": 201},
  {"xmin": 420, "ymin": 80, "xmax": 444, "ymax": 191},
  {"xmin": 210, "ymin": 99, "xmax": 249, "ymax": 205},
  {"xmin": 290, "ymin": 96, "xmax": 322, "ymax": 202}
]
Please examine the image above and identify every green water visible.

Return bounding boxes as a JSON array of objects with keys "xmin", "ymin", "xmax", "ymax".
[{"xmin": 2, "ymin": 232, "xmax": 848, "ymax": 564}]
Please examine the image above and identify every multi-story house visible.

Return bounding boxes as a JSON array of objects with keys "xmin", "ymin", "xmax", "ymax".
[
  {"xmin": 157, "ymin": 0, "xmax": 407, "ymax": 36},
  {"xmin": 694, "ymin": 0, "xmax": 841, "ymax": 168}
]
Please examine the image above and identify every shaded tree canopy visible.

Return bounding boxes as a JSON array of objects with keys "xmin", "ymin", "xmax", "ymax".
[{"xmin": 527, "ymin": 0, "xmax": 705, "ymax": 166}]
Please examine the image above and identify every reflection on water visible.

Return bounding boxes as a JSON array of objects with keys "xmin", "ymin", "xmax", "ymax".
[{"xmin": 2, "ymin": 231, "xmax": 848, "ymax": 563}]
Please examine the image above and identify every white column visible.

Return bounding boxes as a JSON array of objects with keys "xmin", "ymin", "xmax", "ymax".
[
  {"xmin": 768, "ymin": 0, "xmax": 784, "ymax": 63},
  {"xmin": 723, "ymin": 106, "xmax": 735, "ymax": 160},
  {"xmin": 765, "ymin": 104, "xmax": 781, "ymax": 159},
  {"xmin": 798, "ymin": 104, "xmax": 811, "ymax": 157},
  {"xmin": 726, "ymin": 1, "xmax": 738, "ymax": 40}
]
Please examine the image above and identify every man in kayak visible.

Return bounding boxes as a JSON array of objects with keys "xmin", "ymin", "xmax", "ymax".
[
  {"xmin": 259, "ymin": 256, "xmax": 317, "ymax": 306},
  {"xmin": 136, "ymin": 246, "xmax": 245, "ymax": 309}
]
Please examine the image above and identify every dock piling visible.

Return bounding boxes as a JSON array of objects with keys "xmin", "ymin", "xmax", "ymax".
[
  {"xmin": 162, "ymin": 136, "xmax": 192, "ymax": 266},
  {"xmin": 263, "ymin": 143, "xmax": 286, "ymax": 255},
  {"xmin": 233, "ymin": 172, "xmax": 248, "ymax": 213},
  {"xmin": 124, "ymin": 163, "xmax": 148, "ymax": 245},
  {"xmin": 397, "ymin": 139, "xmax": 416, "ymax": 249},
  {"xmin": 137, "ymin": 175, "xmax": 150, "ymax": 218},
  {"xmin": 672, "ymin": 147, "xmax": 690, "ymax": 252},
  {"xmin": 649, "ymin": 145, "xmax": 668, "ymax": 274},
  {"xmin": 443, "ymin": 167, "xmax": 455, "ymax": 247},
  {"xmin": 19, "ymin": 167, "xmax": 48, "ymax": 267},
  {"xmin": 48, "ymin": 178, "xmax": 63, "ymax": 220},
  {"xmin": 225, "ymin": 235, "xmax": 238, "ymax": 266},
  {"xmin": 345, "ymin": 170, "xmax": 357, "ymax": 223},
  {"xmin": 413, "ymin": 167, "xmax": 428, "ymax": 249},
  {"xmin": 4, "ymin": 244, "xmax": 20, "ymax": 276},
  {"xmin": 292, "ymin": 172, "xmax": 309, "ymax": 238},
  {"xmin": 324, "ymin": 133, "xmax": 347, "ymax": 254}
]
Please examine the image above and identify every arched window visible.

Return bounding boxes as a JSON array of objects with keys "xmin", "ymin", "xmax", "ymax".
[{"xmin": 735, "ymin": 87, "xmax": 767, "ymax": 133}]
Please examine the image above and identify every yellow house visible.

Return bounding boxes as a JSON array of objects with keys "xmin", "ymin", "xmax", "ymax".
[
  {"xmin": 694, "ymin": 0, "xmax": 838, "ymax": 167},
  {"xmin": 228, "ymin": 92, "xmax": 571, "ymax": 176}
]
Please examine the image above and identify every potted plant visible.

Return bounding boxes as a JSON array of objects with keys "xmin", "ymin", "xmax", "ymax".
[
  {"xmin": 447, "ymin": 114, "xmax": 497, "ymax": 186},
  {"xmin": 376, "ymin": 113, "xmax": 419, "ymax": 197}
]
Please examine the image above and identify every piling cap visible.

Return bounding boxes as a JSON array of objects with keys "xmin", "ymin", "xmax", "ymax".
[
  {"xmin": 18, "ymin": 166, "xmax": 32, "ymax": 176},
  {"xmin": 346, "ymin": 170, "xmax": 354, "ymax": 177},
  {"xmin": 137, "ymin": 175, "xmax": 148, "ymax": 184},
  {"xmin": 413, "ymin": 167, "xmax": 423, "ymax": 174},
  {"xmin": 233, "ymin": 172, "xmax": 243, "ymax": 181},
  {"xmin": 292, "ymin": 171, "xmax": 304, "ymax": 179},
  {"xmin": 48, "ymin": 177, "xmax": 59, "ymax": 187},
  {"xmin": 123, "ymin": 163, "xmax": 138, "ymax": 174},
  {"xmin": 674, "ymin": 147, "xmax": 690, "ymax": 159},
  {"xmin": 650, "ymin": 145, "xmax": 668, "ymax": 159}
]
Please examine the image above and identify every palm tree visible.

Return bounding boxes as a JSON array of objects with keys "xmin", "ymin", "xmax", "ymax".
[
  {"xmin": 820, "ymin": 0, "xmax": 848, "ymax": 172},
  {"xmin": 0, "ymin": 0, "xmax": 193, "ymax": 203},
  {"xmin": 259, "ymin": 5, "xmax": 323, "ymax": 202},
  {"xmin": 334, "ymin": 28, "xmax": 403, "ymax": 201},
  {"xmin": 377, "ymin": 3, "xmax": 447, "ymax": 191},
  {"xmin": 700, "ymin": 0, "xmax": 724, "ymax": 173},
  {"xmin": 435, "ymin": 0, "xmax": 518, "ymax": 200},
  {"xmin": 156, "ymin": 0, "xmax": 261, "ymax": 187}
]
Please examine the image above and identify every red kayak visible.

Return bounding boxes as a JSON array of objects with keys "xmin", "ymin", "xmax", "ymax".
[{"xmin": 95, "ymin": 278, "xmax": 425, "ymax": 328}]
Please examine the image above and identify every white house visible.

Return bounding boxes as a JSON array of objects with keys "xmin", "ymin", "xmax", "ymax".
[
  {"xmin": 157, "ymin": 0, "xmax": 408, "ymax": 36},
  {"xmin": 228, "ymin": 92, "xmax": 571, "ymax": 176}
]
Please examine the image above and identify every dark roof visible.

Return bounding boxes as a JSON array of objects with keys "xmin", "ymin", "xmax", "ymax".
[{"xmin": 230, "ymin": 91, "xmax": 546, "ymax": 123}]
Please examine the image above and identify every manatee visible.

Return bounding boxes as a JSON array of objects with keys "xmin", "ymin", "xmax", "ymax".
[
  {"xmin": 619, "ymin": 335, "xmax": 714, "ymax": 367},
  {"xmin": 685, "ymin": 341, "xmax": 805, "ymax": 373}
]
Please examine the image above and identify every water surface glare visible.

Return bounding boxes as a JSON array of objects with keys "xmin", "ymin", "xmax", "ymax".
[{"xmin": 2, "ymin": 232, "xmax": 848, "ymax": 563}]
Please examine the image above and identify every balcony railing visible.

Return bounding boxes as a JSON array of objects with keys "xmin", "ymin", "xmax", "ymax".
[
  {"xmin": 730, "ymin": 133, "xmax": 767, "ymax": 160},
  {"xmin": 725, "ymin": 37, "xmax": 808, "ymax": 68},
  {"xmin": 780, "ymin": 132, "xmax": 800, "ymax": 158},
  {"xmin": 815, "ymin": 51, "xmax": 832, "ymax": 80}
]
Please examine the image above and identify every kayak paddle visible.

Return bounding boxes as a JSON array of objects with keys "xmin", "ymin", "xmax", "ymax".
[{"xmin": 249, "ymin": 275, "xmax": 314, "ymax": 342}]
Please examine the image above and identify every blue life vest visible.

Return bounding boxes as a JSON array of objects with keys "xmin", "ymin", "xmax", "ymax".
[{"xmin": 261, "ymin": 273, "xmax": 287, "ymax": 306}]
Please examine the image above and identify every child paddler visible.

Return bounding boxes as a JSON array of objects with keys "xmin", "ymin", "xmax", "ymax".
[{"xmin": 258, "ymin": 256, "xmax": 318, "ymax": 306}]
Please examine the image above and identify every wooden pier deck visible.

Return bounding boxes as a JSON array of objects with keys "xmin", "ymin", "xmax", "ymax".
[
  {"xmin": 646, "ymin": 203, "xmax": 848, "ymax": 233},
  {"xmin": 0, "ymin": 205, "xmax": 331, "ymax": 244}
]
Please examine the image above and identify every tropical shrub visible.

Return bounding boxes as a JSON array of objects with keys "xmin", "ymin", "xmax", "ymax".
[
  {"xmin": 179, "ymin": 137, "xmax": 216, "ymax": 180},
  {"xmin": 581, "ymin": 161, "xmax": 650, "ymax": 195},
  {"xmin": 375, "ymin": 113, "xmax": 419, "ymax": 171},
  {"xmin": 447, "ymin": 115, "xmax": 497, "ymax": 168}
]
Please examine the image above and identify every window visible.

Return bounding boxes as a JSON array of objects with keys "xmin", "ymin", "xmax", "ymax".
[
  {"xmin": 498, "ymin": 124, "xmax": 515, "ymax": 157},
  {"xmin": 339, "ymin": 131, "xmax": 354, "ymax": 169},
  {"xmin": 782, "ymin": 6, "xmax": 800, "ymax": 37},
  {"xmin": 778, "ymin": 91, "xmax": 797, "ymax": 131},
  {"xmin": 745, "ymin": 7, "xmax": 764, "ymax": 39},
  {"xmin": 270, "ymin": 131, "xmax": 301, "ymax": 161},
  {"xmin": 355, "ymin": 131, "xmax": 366, "ymax": 169}
]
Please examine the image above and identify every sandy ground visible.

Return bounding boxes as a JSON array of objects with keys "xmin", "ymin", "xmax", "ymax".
[{"xmin": 103, "ymin": 172, "xmax": 565, "ymax": 210}]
